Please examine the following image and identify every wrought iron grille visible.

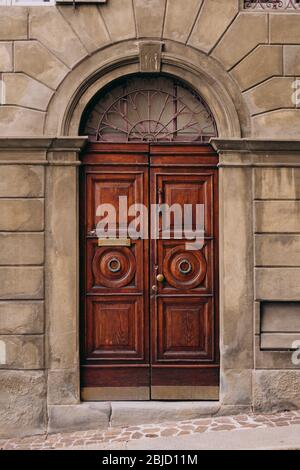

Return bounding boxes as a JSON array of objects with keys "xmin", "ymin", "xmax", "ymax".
[
  {"xmin": 243, "ymin": 0, "xmax": 300, "ymax": 9},
  {"xmin": 82, "ymin": 76, "xmax": 217, "ymax": 143}
]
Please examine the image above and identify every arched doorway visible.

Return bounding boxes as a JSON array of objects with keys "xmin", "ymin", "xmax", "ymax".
[{"xmin": 80, "ymin": 75, "xmax": 219, "ymax": 401}]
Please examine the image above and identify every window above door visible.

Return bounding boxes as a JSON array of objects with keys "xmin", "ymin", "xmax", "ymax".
[{"xmin": 81, "ymin": 76, "xmax": 218, "ymax": 143}]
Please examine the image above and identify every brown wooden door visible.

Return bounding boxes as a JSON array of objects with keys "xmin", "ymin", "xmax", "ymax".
[{"xmin": 80, "ymin": 143, "xmax": 219, "ymax": 401}]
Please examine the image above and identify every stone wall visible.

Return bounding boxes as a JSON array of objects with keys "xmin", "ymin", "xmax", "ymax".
[
  {"xmin": 0, "ymin": 2, "xmax": 300, "ymax": 137},
  {"xmin": 1, "ymin": 0, "xmax": 300, "ymax": 437},
  {"xmin": 0, "ymin": 143, "xmax": 46, "ymax": 437}
]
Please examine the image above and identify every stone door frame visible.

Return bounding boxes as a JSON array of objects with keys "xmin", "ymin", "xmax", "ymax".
[{"xmin": 40, "ymin": 42, "xmax": 259, "ymax": 425}]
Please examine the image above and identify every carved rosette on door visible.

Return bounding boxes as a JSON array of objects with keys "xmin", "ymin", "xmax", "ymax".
[{"xmin": 80, "ymin": 143, "xmax": 219, "ymax": 401}]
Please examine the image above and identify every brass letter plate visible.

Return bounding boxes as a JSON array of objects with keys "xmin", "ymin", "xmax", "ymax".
[{"xmin": 98, "ymin": 238, "xmax": 131, "ymax": 247}]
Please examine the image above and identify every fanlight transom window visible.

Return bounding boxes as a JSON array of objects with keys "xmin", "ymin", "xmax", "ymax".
[{"xmin": 82, "ymin": 76, "xmax": 217, "ymax": 143}]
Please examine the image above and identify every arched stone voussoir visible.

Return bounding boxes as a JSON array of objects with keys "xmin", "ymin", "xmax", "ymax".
[{"xmin": 45, "ymin": 40, "xmax": 249, "ymax": 139}]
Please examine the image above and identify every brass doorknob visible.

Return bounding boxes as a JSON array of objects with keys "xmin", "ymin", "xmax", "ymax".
[{"xmin": 156, "ymin": 274, "xmax": 165, "ymax": 283}]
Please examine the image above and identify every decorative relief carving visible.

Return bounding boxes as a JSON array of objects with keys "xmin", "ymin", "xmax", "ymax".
[
  {"xmin": 243, "ymin": 0, "xmax": 300, "ymax": 10},
  {"xmin": 139, "ymin": 42, "xmax": 163, "ymax": 73}
]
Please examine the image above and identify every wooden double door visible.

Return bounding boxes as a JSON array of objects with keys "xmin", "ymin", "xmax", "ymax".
[{"xmin": 80, "ymin": 143, "xmax": 219, "ymax": 401}]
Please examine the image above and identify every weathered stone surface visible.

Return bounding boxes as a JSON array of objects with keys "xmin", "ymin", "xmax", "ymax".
[
  {"xmin": 0, "ymin": 42, "xmax": 13, "ymax": 73},
  {"xmin": 111, "ymin": 402, "xmax": 221, "ymax": 427},
  {"xmin": 255, "ymin": 168, "xmax": 300, "ymax": 200},
  {"xmin": 3, "ymin": 74, "xmax": 53, "ymax": 111},
  {"xmin": 231, "ymin": 45, "xmax": 283, "ymax": 92},
  {"xmin": 270, "ymin": 13, "xmax": 300, "ymax": 44},
  {"xmin": 46, "ymin": 165, "xmax": 78, "ymax": 369},
  {"xmin": 255, "ymin": 268, "xmax": 300, "ymax": 301},
  {"xmin": 0, "ymin": 107, "xmax": 45, "ymax": 137},
  {"xmin": 255, "ymin": 235, "xmax": 300, "ymax": 267},
  {"xmin": 0, "ymin": 301, "xmax": 44, "ymax": 335},
  {"xmin": 284, "ymin": 45, "xmax": 300, "ymax": 75},
  {"xmin": 15, "ymin": 41, "xmax": 69, "ymax": 89},
  {"xmin": 134, "ymin": 0, "xmax": 166, "ymax": 38},
  {"xmin": 59, "ymin": 5, "xmax": 110, "ymax": 53},
  {"xmin": 261, "ymin": 301, "xmax": 300, "ymax": 332},
  {"xmin": 0, "ymin": 199, "xmax": 44, "ymax": 231},
  {"xmin": 0, "ymin": 370, "xmax": 46, "ymax": 438},
  {"xmin": 252, "ymin": 110, "xmax": 300, "ymax": 139},
  {"xmin": 47, "ymin": 369, "xmax": 79, "ymax": 406},
  {"xmin": 213, "ymin": 13, "xmax": 268, "ymax": 70},
  {"xmin": 220, "ymin": 369, "xmax": 252, "ymax": 406},
  {"xmin": 0, "ymin": 233, "xmax": 44, "ymax": 266},
  {"xmin": 100, "ymin": 0, "xmax": 136, "ymax": 41},
  {"xmin": 255, "ymin": 336, "xmax": 299, "ymax": 370},
  {"xmin": 48, "ymin": 403, "xmax": 110, "ymax": 434},
  {"xmin": 29, "ymin": 7, "xmax": 87, "ymax": 68},
  {"xmin": 164, "ymin": 0, "xmax": 201, "ymax": 43},
  {"xmin": 189, "ymin": 0, "xmax": 238, "ymax": 53},
  {"xmin": 0, "ymin": 267, "xmax": 44, "ymax": 300},
  {"xmin": 261, "ymin": 333, "xmax": 300, "ymax": 350},
  {"xmin": 255, "ymin": 201, "xmax": 300, "ymax": 233},
  {"xmin": 244, "ymin": 77, "xmax": 293, "ymax": 115},
  {"xmin": 0, "ymin": 165, "xmax": 44, "ymax": 198},
  {"xmin": 0, "ymin": 335, "xmax": 44, "ymax": 369},
  {"xmin": 0, "ymin": 7, "xmax": 27, "ymax": 40},
  {"xmin": 253, "ymin": 370, "xmax": 300, "ymax": 412},
  {"xmin": 219, "ymin": 167, "xmax": 254, "ymax": 369}
]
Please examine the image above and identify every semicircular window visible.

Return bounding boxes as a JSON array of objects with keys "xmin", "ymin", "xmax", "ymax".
[{"xmin": 82, "ymin": 76, "xmax": 218, "ymax": 143}]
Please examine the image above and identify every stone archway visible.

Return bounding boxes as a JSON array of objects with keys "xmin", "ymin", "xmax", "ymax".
[{"xmin": 44, "ymin": 40, "xmax": 254, "ymax": 429}]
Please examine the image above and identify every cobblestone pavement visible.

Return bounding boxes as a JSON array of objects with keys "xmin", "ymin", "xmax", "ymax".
[{"xmin": 1, "ymin": 411, "xmax": 300, "ymax": 450}]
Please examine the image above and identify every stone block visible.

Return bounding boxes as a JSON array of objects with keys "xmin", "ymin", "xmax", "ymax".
[
  {"xmin": 252, "ymin": 109, "xmax": 300, "ymax": 139},
  {"xmin": 261, "ymin": 301, "xmax": 300, "ymax": 332},
  {"xmin": 46, "ymin": 166, "xmax": 78, "ymax": 369},
  {"xmin": 244, "ymin": 77, "xmax": 294, "ymax": 115},
  {"xmin": 47, "ymin": 369, "xmax": 79, "ymax": 405},
  {"xmin": 270, "ymin": 13, "xmax": 300, "ymax": 44},
  {"xmin": 3, "ymin": 74, "xmax": 53, "ymax": 111},
  {"xmin": 110, "ymin": 402, "xmax": 220, "ymax": 427},
  {"xmin": 255, "ymin": 235, "xmax": 300, "ymax": 267},
  {"xmin": 220, "ymin": 369, "xmax": 252, "ymax": 406},
  {"xmin": 0, "ymin": 370, "xmax": 46, "ymax": 438},
  {"xmin": 219, "ymin": 167, "xmax": 254, "ymax": 369},
  {"xmin": 231, "ymin": 45, "xmax": 282, "ymax": 92},
  {"xmin": 58, "ymin": 5, "xmax": 110, "ymax": 53},
  {"xmin": 261, "ymin": 333, "xmax": 300, "ymax": 350},
  {"xmin": 255, "ymin": 168, "xmax": 300, "ymax": 200},
  {"xmin": 0, "ymin": 42, "xmax": 13, "ymax": 72},
  {"xmin": 254, "ymin": 336, "xmax": 299, "ymax": 370},
  {"xmin": 253, "ymin": 370, "xmax": 300, "ymax": 412},
  {"xmin": 134, "ymin": 0, "xmax": 166, "ymax": 38},
  {"xmin": 0, "ymin": 7, "xmax": 27, "ymax": 40},
  {"xmin": 189, "ymin": 0, "xmax": 239, "ymax": 53},
  {"xmin": 0, "ymin": 165, "xmax": 44, "ymax": 197},
  {"xmin": 284, "ymin": 45, "xmax": 300, "ymax": 75},
  {"xmin": 255, "ymin": 201, "xmax": 300, "ymax": 233},
  {"xmin": 0, "ymin": 107, "xmax": 45, "ymax": 137},
  {"xmin": 0, "ymin": 301, "xmax": 44, "ymax": 335},
  {"xmin": 0, "ymin": 335, "xmax": 44, "ymax": 369},
  {"xmin": 100, "ymin": 0, "xmax": 136, "ymax": 41},
  {"xmin": 164, "ymin": 0, "xmax": 201, "ymax": 43},
  {"xmin": 255, "ymin": 268, "xmax": 300, "ymax": 301},
  {"xmin": 48, "ymin": 403, "xmax": 110, "ymax": 434},
  {"xmin": 29, "ymin": 7, "xmax": 87, "ymax": 68},
  {"xmin": 0, "ymin": 233, "xmax": 44, "ymax": 266},
  {"xmin": 0, "ymin": 267, "xmax": 44, "ymax": 300},
  {"xmin": 15, "ymin": 41, "xmax": 69, "ymax": 89},
  {"xmin": 0, "ymin": 199, "xmax": 44, "ymax": 231},
  {"xmin": 212, "ymin": 12, "xmax": 268, "ymax": 70}
]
